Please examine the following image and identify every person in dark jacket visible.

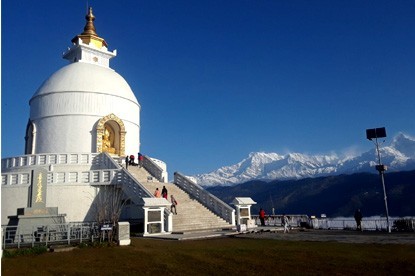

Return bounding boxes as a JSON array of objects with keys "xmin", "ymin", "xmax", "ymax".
[
  {"xmin": 129, "ymin": 155, "xmax": 135, "ymax": 165},
  {"xmin": 138, "ymin": 153, "xmax": 144, "ymax": 168},
  {"xmin": 162, "ymin": 186, "xmax": 168, "ymax": 200},
  {"xmin": 354, "ymin": 209, "xmax": 363, "ymax": 231}
]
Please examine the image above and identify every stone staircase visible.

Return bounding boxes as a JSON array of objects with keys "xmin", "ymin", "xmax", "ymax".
[{"xmin": 127, "ymin": 166, "xmax": 234, "ymax": 233}]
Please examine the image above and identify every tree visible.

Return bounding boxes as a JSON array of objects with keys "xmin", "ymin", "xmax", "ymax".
[{"xmin": 93, "ymin": 184, "xmax": 127, "ymax": 243}]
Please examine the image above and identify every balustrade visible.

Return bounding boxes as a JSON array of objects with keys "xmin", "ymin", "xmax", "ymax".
[
  {"xmin": 142, "ymin": 156, "xmax": 166, "ymax": 182},
  {"xmin": 174, "ymin": 172, "xmax": 235, "ymax": 225}
]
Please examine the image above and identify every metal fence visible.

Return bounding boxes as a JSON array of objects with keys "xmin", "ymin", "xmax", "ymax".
[
  {"xmin": 252, "ymin": 215, "xmax": 310, "ymax": 227},
  {"xmin": 310, "ymin": 217, "xmax": 415, "ymax": 231},
  {"xmin": 252, "ymin": 215, "xmax": 415, "ymax": 232},
  {"xmin": 2, "ymin": 222, "xmax": 102, "ymax": 249}
]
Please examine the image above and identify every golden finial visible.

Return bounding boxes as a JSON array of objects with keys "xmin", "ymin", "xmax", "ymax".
[
  {"xmin": 71, "ymin": 6, "xmax": 107, "ymax": 48},
  {"xmin": 81, "ymin": 7, "xmax": 97, "ymax": 36}
]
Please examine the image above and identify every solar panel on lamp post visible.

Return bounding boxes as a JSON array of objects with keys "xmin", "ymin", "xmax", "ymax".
[{"xmin": 365, "ymin": 127, "xmax": 391, "ymax": 233}]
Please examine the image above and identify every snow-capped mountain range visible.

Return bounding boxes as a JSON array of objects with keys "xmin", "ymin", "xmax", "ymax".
[{"xmin": 192, "ymin": 133, "xmax": 415, "ymax": 187}]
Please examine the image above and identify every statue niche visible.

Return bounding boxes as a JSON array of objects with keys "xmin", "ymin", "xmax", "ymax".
[
  {"xmin": 102, "ymin": 126, "xmax": 116, "ymax": 154},
  {"xmin": 96, "ymin": 113, "xmax": 126, "ymax": 156}
]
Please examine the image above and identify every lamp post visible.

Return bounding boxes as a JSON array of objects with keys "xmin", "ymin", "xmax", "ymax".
[{"xmin": 365, "ymin": 127, "xmax": 391, "ymax": 233}]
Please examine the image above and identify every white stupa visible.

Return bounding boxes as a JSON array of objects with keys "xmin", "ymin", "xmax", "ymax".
[
  {"xmin": 26, "ymin": 7, "xmax": 140, "ymax": 157},
  {"xmin": 1, "ymin": 7, "xmax": 233, "ymax": 236},
  {"xmin": 1, "ymin": 7, "xmax": 149, "ymax": 225}
]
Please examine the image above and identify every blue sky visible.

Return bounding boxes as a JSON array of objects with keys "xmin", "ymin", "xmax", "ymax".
[{"xmin": 2, "ymin": 1, "xmax": 415, "ymax": 176}]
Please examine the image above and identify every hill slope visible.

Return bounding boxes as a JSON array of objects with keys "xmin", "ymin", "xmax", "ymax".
[{"xmin": 207, "ymin": 170, "xmax": 415, "ymax": 217}]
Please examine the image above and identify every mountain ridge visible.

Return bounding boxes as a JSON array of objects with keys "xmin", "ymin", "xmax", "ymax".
[
  {"xmin": 206, "ymin": 170, "xmax": 415, "ymax": 217},
  {"xmin": 193, "ymin": 133, "xmax": 415, "ymax": 187}
]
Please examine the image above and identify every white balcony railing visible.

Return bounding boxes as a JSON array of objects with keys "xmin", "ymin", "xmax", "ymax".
[{"xmin": 3, "ymin": 152, "xmax": 123, "ymax": 170}]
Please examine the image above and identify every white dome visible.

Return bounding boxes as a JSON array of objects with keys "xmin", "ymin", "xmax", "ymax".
[
  {"xmin": 28, "ymin": 62, "xmax": 141, "ymax": 156},
  {"xmin": 32, "ymin": 62, "xmax": 138, "ymax": 104}
]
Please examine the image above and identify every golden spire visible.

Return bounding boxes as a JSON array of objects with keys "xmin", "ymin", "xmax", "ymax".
[
  {"xmin": 81, "ymin": 6, "xmax": 97, "ymax": 36},
  {"xmin": 71, "ymin": 7, "xmax": 108, "ymax": 48}
]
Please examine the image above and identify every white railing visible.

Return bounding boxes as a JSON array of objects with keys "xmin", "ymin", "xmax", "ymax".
[
  {"xmin": 98, "ymin": 153, "xmax": 123, "ymax": 169},
  {"xmin": 142, "ymin": 156, "xmax": 165, "ymax": 182},
  {"xmin": 174, "ymin": 172, "xmax": 235, "ymax": 225},
  {"xmin": 310, "ymin": 217, "xmax": 415, "ymax": 231},
  {"xmin": 2, "ymin": 169, "xmax": 119, "ymax": 186},
  {"xmin": 252, "ymin": 215, "xmax": 310, "ymax": 227},
  {"xmin": 2, "ymin": 222, "xmax": 101, "ymax": 249},
  {"xmin": 1, "ymin": 153, "xmax": 122, "ymax": 171},
  {"xmin": 1, "ymin": 153, "xmax": 170, "ymax": 233},
  {"xmin": 2, "ymin": 156, "xmax": 151, "ymax": 203},
  {"xmin": 1, "ymin": 153, "xmax": 124, "ymax": 186},
  {"xmin": 1, "ymin": 153, "xmax": 153, "ymax": 201},
  {"xmin": 117, "ymin": 169, "xmax": 152, "ymax": 200},
  {"xmin": 250, "ymin": 215, "xmax": 415, "ymax": 232},
  {"xmin": 1, "ymin": 172, "xmax": 31, "ymax": 186}
]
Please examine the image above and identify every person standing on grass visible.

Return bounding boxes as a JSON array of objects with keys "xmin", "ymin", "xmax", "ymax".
[
  {"xmin": 354, "ymin": 209, "xmax": 363, "ymax": 231},
  {"xmin": 259, "ymin": 208, "xmax": 266, "ymax": 226}
]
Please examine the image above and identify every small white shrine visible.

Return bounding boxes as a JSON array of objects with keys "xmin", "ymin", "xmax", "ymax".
[
  {"xmin": 142, "ymin": 198, "xmax": 172, "ymax": 236},
  {"xmin": 231, "ymin": 197, "xmax": 257, "ymax": 230}
]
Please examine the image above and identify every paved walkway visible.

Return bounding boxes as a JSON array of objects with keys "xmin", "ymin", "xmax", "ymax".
[
  {"xmin": 142, "ymin": 227, "xmax": 415, "ymax": 244},
  {"xmin": 235, "ymin": 227, "xmax": 415, "ymax": 245}
]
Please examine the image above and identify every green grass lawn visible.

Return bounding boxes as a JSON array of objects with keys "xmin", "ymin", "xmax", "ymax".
[{"xmin": 2, "ymin": 237, "xmax": 415, "ymax": 275}]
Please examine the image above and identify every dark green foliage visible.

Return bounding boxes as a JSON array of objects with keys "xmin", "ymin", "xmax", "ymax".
[
  {"xmin": 3, "ymin": 246, "xmax": 48, "ymax": 258},
  {"xmin": 78, "ymin": 241, "xmax": 115, "ymax": 248},
  {"xmin": 78, "ymin": 242, "xmax": 90, "ymax": 248},
  {"xmin": 207, "ymin": 170, "xmax": 415, "ymax": 217}
]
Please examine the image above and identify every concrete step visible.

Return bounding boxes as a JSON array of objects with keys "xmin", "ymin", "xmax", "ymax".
[{"xmin": 126, "ymin": 167, "xmax": 233, "ymax": 232}]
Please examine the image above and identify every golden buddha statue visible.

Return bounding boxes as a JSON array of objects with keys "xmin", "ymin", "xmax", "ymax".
[{"xmin": 102, "ymin": 127, "xmax": 116, "ymax": 154}]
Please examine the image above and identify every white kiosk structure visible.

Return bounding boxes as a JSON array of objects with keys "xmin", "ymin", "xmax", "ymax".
[
  {"xmin": 232, "ymin": 197, "xmax": 257, "ymax": 230},
  {"xmin": 142, "ymin": 198, "xmax": 172, "ymax": 236}
]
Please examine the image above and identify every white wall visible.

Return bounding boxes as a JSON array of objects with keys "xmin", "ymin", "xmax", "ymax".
[
  {"xmin": 1, "ymin": 185, "xmax": 30, "ymax": 225},
  {"xmin": 1, "ymin": 184, "xmax": 100, "ymax": 225}
]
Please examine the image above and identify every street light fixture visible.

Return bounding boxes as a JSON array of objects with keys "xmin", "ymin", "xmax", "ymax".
[{"xmin": 365, "ymin": 127, "xmax": 391, "ymax": 233}]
